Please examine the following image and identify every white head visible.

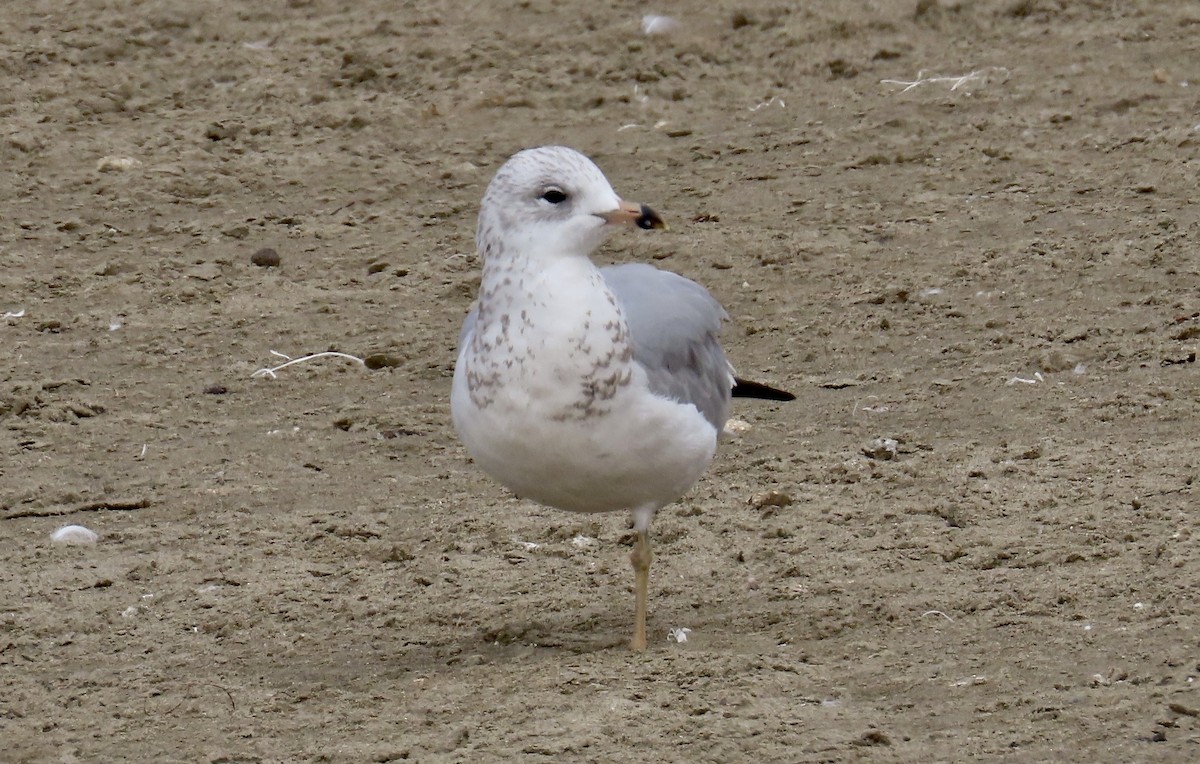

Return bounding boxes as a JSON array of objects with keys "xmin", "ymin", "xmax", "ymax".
[{"xmin": 476, "ymin": 146, "xmax": 665, "ymax": 263}]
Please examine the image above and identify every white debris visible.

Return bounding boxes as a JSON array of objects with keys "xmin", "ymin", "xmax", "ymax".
[
  {"xmin": 3, "ymin": 309, "xmax": 24, "ymax": 321},
  {"xmin": 723, "ymin": 418, "xmax": 752, "ymax": 437},
  {"xmin": 641, "ymin": 15, "xmax": 682, "ymax": 36},
  {"xmin": 864, "ymin": 437, "xmax": 899, "ymax": 460},
  {"xmin": 881, "ymin": 68, "xmax": 1010, "ymax": 94},
  {"xmin": 96, "ymin": 155, "xmax": 141, "ymax": 172},
  {"xmin": 51, "ymin": 525, "xmax": 99, "ymax": 545},
  {"xmin": 749, "ymin": 96, "xmax": 785, "ymax": 111},
  {"xmin": 570, "ymin": 534, "xmax": 597, "ymax": 549},
  {"xmin": 1006, "ymin": 372, "xmax": 1044, "ymax": 385},
  {"xmin": 252, "ymin": 349, "xmax": 367, "ymax": 379},
  {"xmin": 667, "ymin": 627, "xmax": 692, "ymax": 643}
]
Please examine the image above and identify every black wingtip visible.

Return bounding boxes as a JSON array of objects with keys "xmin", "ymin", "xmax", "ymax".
[{"xmin": 732, "ymin": 378, "xmax": 796, "ymax": 402}]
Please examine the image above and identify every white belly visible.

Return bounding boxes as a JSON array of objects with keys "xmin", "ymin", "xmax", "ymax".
[
  {"xmin": 451, "ymin": 258, "xmax": 719, "ymax": 514},
  {"xmin": 452, "ymin": 362, "xmax": 718, "ymax": 513}
]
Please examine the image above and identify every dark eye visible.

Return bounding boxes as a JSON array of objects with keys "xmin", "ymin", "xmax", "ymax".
[{"xmin": 540, "ymin": 188, "xmax": 568, "ymax": 204}]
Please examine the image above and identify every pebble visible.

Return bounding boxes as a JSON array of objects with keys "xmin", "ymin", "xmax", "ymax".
[
  {"xmin": 863, "ymin": 437, "xmax": 899, "ymax": 460},
  {"xmin": 731, "ymin": 11, "xmax": 754, "ymax": 29},
  {"xmin": 748, "ymin": 490, "xmax": 793, "ymax": 509},
  {"xmin": 96, "ymin": 155, "xmax": 141, "ymax": 172},
  {"xmin": 364, "ymin": 352, "xmax": 402, "ymax": 370},
  {"xmin": 251, "ymin": 247, "xmax": 281, "ymax": 267},
  {"xmin": 186, "ymin": 262, "xmax": 222, "ymax": 281}
]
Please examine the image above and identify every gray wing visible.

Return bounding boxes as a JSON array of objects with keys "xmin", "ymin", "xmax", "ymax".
[{"xmin": 601, "ymin": 262, "xmax": 734, "ymax": 430}]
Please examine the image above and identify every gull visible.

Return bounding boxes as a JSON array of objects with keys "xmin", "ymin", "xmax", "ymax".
[{"xmin": 452, "ymin": 146, "xmax": 793, "ymax": 650}]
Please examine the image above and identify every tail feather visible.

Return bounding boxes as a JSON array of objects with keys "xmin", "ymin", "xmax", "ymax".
[{"xmin": 732, "ymin": 378, "xmax": 795, "ymax": 402}]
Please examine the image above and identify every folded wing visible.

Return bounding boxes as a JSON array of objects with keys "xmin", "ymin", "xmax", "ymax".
[{"xmin": 601, "ymin": 263, "xmax": 735, "ymax": 431}]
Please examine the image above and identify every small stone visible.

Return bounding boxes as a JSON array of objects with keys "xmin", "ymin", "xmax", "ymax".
[
  {"xmin": 1038, "ymin": 350, "xmax": 1078, "ymax": 373},
  {"xmin": 1057, "ymin": 325, "xmax": 1089, "ymax": 343},
  {"xmin": 748, "ymin": 490, "xmax": 793, "ymax": 509},
  {"xmin": 364, "ymin": 353, "xmax": 402, "ymax": 370},
  {"xmin": 95, "ymin": 261, "xmax": 130, "ymax": 276},
  {"xmin": 819, "ymin": 378, "xmax": 861, "ymax": 389},
  {"xmin": 378, "ymin": 428, "xmax": 418, "ymax": 439},
  {"xmin": 187, "ymin": 262, "xmax": 222, "ymax": 281},
  {"xmin": 827, "ymin": 58, "xmax": 859, "ymax": 79},
  {"xmin": 205, "ymin": 121, "xmax": 243, "ymax": 141},
  {"xmin": 1018, "ymin": 444, "xmax": 1043, "ymax": 460},
  {"xmin": 863, "ymin": 437, "xmax": 899, "ymax": 460},
  {"xmin": 204, "ymin": 384, "xmax": 228, "ymax": 395},
  {"xmin": 731, "ymin": 11, "xmax": 753, "ymax": 29},
  {"xmin": 251, "ymin": 247, "xmax": 281, "ymax": 267},
  {"xmin": 52, "ymin": 525, "xmax": 99, "ymax": 545},
  {"xmin": 852, "ymin": 730, "xmax": 891, "ymax": 747}
]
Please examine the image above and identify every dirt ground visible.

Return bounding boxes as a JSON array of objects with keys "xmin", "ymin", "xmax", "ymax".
[{"xmin": 2, "ymin": 0, "xmax": 1197, "ymax": 761}]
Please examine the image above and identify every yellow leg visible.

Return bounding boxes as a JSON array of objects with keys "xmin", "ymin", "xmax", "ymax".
[{"xmin": 630, "ymin": 530, "xmax": 652, "ymax": 651}]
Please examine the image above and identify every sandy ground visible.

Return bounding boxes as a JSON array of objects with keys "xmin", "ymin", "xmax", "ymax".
[{"xmin": 2, "ymin": 0, "xmax": 1198, "ymax": 761}]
